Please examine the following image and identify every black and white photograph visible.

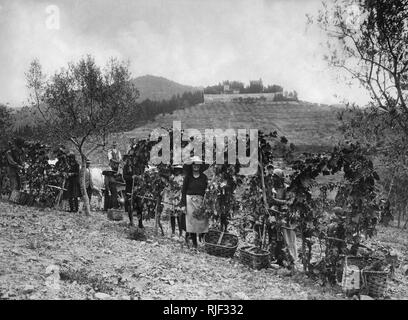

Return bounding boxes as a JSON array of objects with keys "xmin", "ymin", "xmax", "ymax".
[{"xmin": 0, "ymin": 0, "xmax": 408, "ymax": 305}]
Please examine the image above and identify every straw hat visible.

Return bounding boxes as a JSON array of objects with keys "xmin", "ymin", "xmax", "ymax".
[{"xmin": 185, "ymin": 155, "xmax": 204, "ymax": 165}]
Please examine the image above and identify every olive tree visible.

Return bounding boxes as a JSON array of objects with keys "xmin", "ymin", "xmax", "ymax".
[{"xmin": 26, "ymin": 55, "xmax": 139, "ymax": 215}]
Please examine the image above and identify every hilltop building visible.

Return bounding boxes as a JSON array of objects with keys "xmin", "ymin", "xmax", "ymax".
[{"xmin": 248, "ymin": 78, "xmax": 264, "ymax": 93}]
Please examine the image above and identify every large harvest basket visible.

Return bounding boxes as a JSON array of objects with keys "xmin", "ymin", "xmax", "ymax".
[
  {"xmin": 341, "ymin": 255, "xmax": 387, "ymax": 297},
  {"xmin": 107, "ymin": 209, "xmax": 123, "ymax": 221},
  {"xmin": 204, "ymin": 229, "xmax": 239, "ymax": 258},
  {"xmin": 239, "ymin": 245, "xmax": 270, "ymax": 270},
  {"xmin": 363, "ymin": 270, "xmax": 388, "ymax": 298}
]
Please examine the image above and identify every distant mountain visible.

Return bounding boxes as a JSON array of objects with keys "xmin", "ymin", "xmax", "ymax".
[{"xmin": 131, "ymin": 75, "xmax": 201, "ymax": 101}]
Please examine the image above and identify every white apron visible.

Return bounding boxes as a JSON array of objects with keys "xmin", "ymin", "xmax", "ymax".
[{"xmin": 186, "ymin": 195, "xmax": 208, "ymax": 233}]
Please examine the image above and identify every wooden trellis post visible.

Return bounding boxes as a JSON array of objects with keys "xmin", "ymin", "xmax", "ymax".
[{"xmin": 258, "ymin": 149, "xmax": 270, "ymax": 250}]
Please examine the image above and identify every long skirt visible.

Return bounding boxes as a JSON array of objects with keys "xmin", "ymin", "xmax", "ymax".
[{"xmin": 186, "ymin": 195, "xmax": 208, "ymax": 234}]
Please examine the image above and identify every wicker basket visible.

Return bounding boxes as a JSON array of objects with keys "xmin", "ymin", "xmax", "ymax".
[
  {"xmin": 107, "ymin": 209, "xmax": 123, "ymax": 221},
  {"xmin": 25, "ymin": 194, "xmax": 36, "ymax": 206},
  {"xmin": 363, "ymin": 270, "xmax": 388, "ymax": 298},
  {"xmin": 341, "ymin": 255, "xmax": 388, "ymax": 297},
  {"xmin": 18, "ymin": 191, "xmax": 29, "ymax": 205},
  {"xmin": 204, "ymin": 229, "xmax": 238, "ymax": 258},
  {"xmin": 239, "ymin": 245, "xmax": 270, "ymax": 270},
  {"xmin": 18, "ymin": 191, "xmax": 35, "ymax": 206}
]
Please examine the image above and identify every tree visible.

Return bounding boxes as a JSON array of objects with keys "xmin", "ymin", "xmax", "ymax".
[
  {"xmin": 26, "ymin": 55, "xmax": 139, "ymax": 215},
  {"xmin": 338, "ymin": 105, "xmax": 408, "ymax": 226},
  {"xmin": 314, "ymin": 0, "xmax": 408, "ymax": 132},
  {"xmin": 313, "ymin": 0, "xmax": 408, "ymax": 225}
]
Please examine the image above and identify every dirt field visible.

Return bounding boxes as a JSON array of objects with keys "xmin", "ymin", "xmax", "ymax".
[{"xmin": 0, "ymin": 200, "xmax": 407, "ymax": 300}]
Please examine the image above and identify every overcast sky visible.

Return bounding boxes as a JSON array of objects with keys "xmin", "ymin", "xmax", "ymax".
[{"xmin": 0, "ymin": 0, "xmax": 370, "ymax": 107}]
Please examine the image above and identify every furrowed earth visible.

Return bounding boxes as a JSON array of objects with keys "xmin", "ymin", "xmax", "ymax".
[{"xmin": 1, "ymin": 201, "xmax": 407, "ymax": 300}]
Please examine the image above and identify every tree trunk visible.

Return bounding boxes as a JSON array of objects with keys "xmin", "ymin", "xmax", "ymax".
[{"xmin": 79, "ymin": 152, "xmax": 91, "ymax": 216}]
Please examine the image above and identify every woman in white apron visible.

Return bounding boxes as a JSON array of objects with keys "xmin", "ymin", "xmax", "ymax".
[{"xmin": 179, "ymin": 156, "xmax": 208, "ymax": 249}]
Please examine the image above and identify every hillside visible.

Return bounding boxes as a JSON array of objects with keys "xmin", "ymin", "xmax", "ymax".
[
  {"xmin": 119, "ymin": 99, "xmax": 342, "ymax": 153},
  {"xmin": 10, "ymin": 95, "xmax": 343, "ymax": 168},
  {"xmin": 131, "ymin": 75, "xmax": 201, "ymax": 101},
  {"xmin": 11, "ymin": 107, "xmax": 43, "ymax": 132}
]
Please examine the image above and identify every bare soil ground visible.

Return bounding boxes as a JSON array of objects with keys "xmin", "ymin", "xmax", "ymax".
[{"xmin": 0, "ymin": 201, "xmax": 407, "ymax": 300}]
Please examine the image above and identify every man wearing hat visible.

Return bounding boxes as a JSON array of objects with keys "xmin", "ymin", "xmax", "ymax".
[
  {"xmin": 107, "ymin": 141, "xmax": 122, "ymax": 173},
  {"xmin": 84, "ymin": 159, "xmax": 94, "ymax": 204}
]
